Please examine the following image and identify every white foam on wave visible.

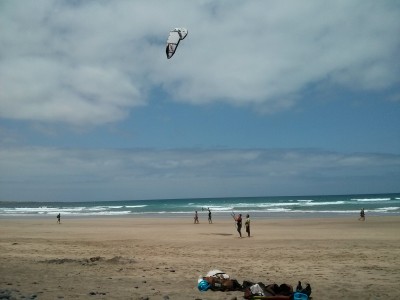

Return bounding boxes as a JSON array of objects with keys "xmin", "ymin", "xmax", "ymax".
[
  {"xmin": 260, "ymin": 202, "xmax": 299, "ymax": 207},
  {"xmin": 12, "ymin": 207, "xmax": 86, "ymax": 212},
  {"xmin": 90, "ymin": 205, "xmax": 123, "ymax": 210},
  {"xmin": 266, "ymin": 208, "xmax": 292, "ymax": 212},
  {"xmin": 351, "ymin": 198, "xmax": 391, "ymax": 202},
  {"xmin": 3, "ymin": 207, "xmax": 86, "ymax": 214},
  {"xmin": 294, "ymin": 210, "xmax": 359, "ymax": 214},
  {"xmin": 251, "ymin": 201, "xmax": 344, "ymax": 208},
  {"xmin": 88, "ymin": 205, "xmax": 133, "ymax": 211},
  {"xmin": 97, "ymin": 211, "xmax": 129, "ymax": 215},
  {"xmin": 375, "ymin": 207, "xmax": 399, "ymax": 212},
  {"xmin": 234, "ymin": 200, "xmax": 344, "ymax": 208},
  {"xmin": 66, "ymin": 211, "xmax": 132, "ymax": 216},
  {"xmin": 205, "ymin": 206, "xmax": 234, "ymax": 211},
  {"xmin": 236, "ymin": 202, "xmax": 298, "ymax": 208},
  {"xmin": 302, "ymin": 201, "xmax": 345, "ymax": 206}
]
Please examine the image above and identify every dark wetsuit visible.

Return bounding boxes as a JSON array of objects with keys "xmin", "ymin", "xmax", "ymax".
[{"xmin": 236, "ymin": 216, "xmax": 242, "ymax": 237}]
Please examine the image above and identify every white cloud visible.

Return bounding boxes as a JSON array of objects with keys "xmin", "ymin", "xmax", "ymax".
[
  {"xmin": 1, "ymin": 147, "xmax": 399, "ymax": 201},
  {"xmin": 0, "ymin": 0, "xmax": 399, "ymax": 125}
]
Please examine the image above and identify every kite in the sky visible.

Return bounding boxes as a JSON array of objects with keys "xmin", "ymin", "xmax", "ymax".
[{"xmin": 166, "ymin": 28, "xmax": 188, "ymax": 59}]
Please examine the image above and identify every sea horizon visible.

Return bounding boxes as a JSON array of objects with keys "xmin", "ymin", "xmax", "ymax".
[{"xmin": 1, "ymin": 192, "xmax": 399, "ymax": 219}]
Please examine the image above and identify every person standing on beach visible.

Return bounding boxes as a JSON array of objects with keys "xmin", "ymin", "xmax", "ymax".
[
  {"xmin": 194, "ymin": 211, "xmax": 199, "ymax": 224},
  {"xmin": 358, "ymin": 208, "xmax": 365, "ymax": 221},
  {"xmin": 208, "ymin": 208, "xmax": 212, "ymax": 224},
  {"xmin": 57, "ymin": 213, "xmax": 61, "ymax": 224},
  {"xmin": 233, "ymin": 213, "xmax": 242, "ymax": 238},
  {"xmin": 245, "ymin": 214, "xmax": 250, "ymax": 237}
]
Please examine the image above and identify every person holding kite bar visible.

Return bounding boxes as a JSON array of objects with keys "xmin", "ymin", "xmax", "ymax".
[{"xmin": 231, "ymin": 212, "xmax": 242, "ymax": 238}]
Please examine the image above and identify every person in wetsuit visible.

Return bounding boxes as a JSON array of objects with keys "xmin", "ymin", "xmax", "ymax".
[{"xmin": 233, "ymin": 213, "xmax": 242, "ymax": 238}]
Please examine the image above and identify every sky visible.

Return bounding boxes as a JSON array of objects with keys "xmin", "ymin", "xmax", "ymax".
[{"xmin": 0, "ymin": 0, "xmax": 399, "ymax": 202}]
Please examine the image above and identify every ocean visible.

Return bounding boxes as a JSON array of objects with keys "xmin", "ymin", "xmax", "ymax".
[{"xmin": 0, "ymin": 193, "xmax": 399, "ymax": 219}]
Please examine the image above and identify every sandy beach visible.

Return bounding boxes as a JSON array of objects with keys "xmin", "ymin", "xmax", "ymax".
[{"xmin": 1, "ymin": 216, "xmax": 399, "ymax": 299}]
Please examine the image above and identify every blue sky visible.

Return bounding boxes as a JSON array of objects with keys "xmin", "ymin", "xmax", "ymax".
[{"xmin": 1, "ymin": 0, "xmax": 399, "ymax": 202}]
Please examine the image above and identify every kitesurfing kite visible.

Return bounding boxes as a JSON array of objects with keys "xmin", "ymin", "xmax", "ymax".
[{"xmin": 166, "ymin": 28, "xmax": 188, "ymax": 59}]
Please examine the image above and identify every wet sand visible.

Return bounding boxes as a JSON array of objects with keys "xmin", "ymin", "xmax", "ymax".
[{"xmin": 1, "ymin": 216, "xmax": 399, "ymax": 299}]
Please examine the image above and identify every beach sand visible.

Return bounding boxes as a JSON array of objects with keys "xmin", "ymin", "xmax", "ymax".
[{"xmin": 1, "ymin": 216, "xmax": 399, "ymax": 299}]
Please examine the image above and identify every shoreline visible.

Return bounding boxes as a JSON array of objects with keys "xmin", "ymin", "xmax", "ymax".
[
  {"xmin": 1, "ymin": 211, "xmax": 399, "ymax": 220},
  {"xmin": 2, "ymin": 193, "xmax": 399, "ymax": 221}
]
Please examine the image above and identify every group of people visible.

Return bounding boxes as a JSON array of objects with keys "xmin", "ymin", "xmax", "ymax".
[
  {"xmin": 194, "ymin": 208, "xmax": 213, "ymax": 224},
  {"xmin": 194, "ymin": 209, "xmax": 251, "ymax": 238},
  {"xmin": 233, "ymin": 213, "xmax": 251, "ymax": 238}
]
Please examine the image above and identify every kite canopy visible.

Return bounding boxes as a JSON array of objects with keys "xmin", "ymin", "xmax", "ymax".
[{"xmin": 166, "ymin": 28, "xmax": 188, "ymax": 59}]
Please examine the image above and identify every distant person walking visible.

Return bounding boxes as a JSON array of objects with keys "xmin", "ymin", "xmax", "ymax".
[
  {"xmin": 57, "ymin": 213, "xmax": 61, "ymax": 224},
  {"xmin": 208, "ymin": 208, "xmax": 212, "ymax": 224},
  {"xmin": 232, "ymin": 213, "xmax": 242, "ymax": 238},
  {"xmin": 358, "ymin": 208, "xmax": 365, "ymax": 221},
  {"xmin": 245, "ymin": 214, "xmax": 251, "ymax": 237},
  {"xmin": 194, "ymin": 211, "xmax": 199, "ymax": 224}
]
